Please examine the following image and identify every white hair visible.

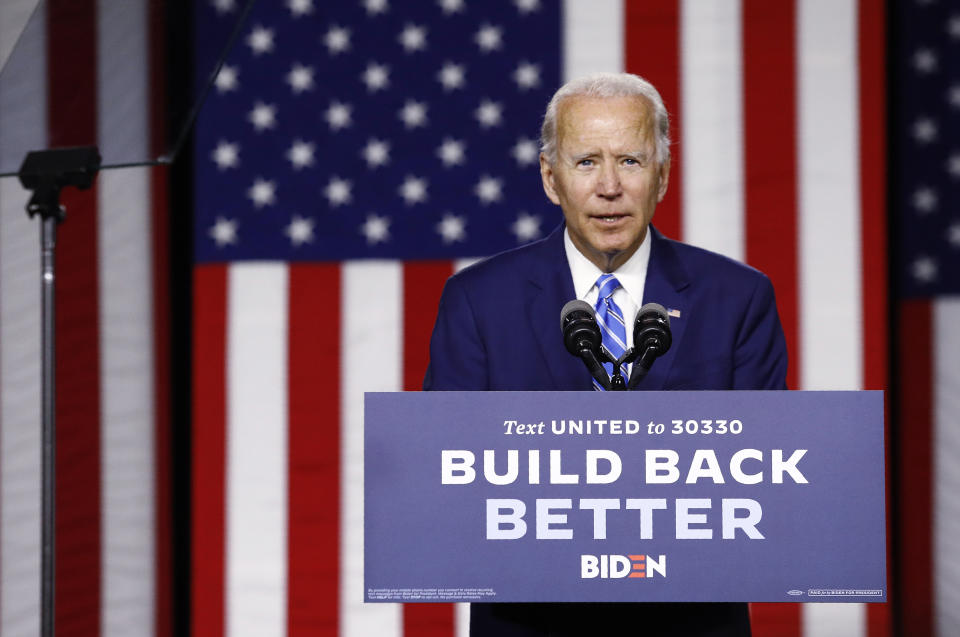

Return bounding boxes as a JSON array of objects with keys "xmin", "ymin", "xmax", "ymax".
[{"xmin": 539, "ymin": 72, "xmax": 671, "ymax": 165}]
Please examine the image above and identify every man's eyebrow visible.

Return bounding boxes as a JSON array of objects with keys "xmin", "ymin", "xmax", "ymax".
[
  {"xmin": 623, "ymin": 150, "xmax": 649, "ymax": 161},
  {"xmin": 569, "ymin": 151, "xmax": 595, "ymax": 163}
]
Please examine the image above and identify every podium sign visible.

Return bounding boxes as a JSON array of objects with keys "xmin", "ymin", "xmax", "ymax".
[{"xmin": 364, "ymin": 391, "xmax": 885, "ymax": 603}]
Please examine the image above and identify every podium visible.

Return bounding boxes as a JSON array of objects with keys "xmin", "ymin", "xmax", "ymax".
[{"xmin": 364, "ymin": 390, "xmax": 885, "ymax": 603}]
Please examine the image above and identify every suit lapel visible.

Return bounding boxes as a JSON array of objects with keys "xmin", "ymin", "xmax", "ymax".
[
  {"xmin": 637, "ymin": 227, "xmax": 690, "ymax": 390},
  {"xmin": 526, "ymin": 226, "xmax": 590, "ymax": 390}
]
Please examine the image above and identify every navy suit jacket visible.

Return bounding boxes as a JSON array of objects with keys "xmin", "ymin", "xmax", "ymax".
[
  {"xmin": 425, "ymin": 223, "xmax": 787, "ymax": 393},
  {"xmin": 423, "ymin": 223, "xmax": 787, "ymax": 636}
]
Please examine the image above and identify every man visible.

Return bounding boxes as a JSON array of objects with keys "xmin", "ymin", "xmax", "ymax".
[{"xmin": 424, "ymin": 73, "xmax": 787, "ymax": 636}]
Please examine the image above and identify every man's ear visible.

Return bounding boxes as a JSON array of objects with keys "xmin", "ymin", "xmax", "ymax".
[
  {"xmin": 656, "ymin": 156, "xmax": 671, "ymax": 202},
  {"xmin": 540, "ymin": 153, "xmax": 561, "ymax": 205}
]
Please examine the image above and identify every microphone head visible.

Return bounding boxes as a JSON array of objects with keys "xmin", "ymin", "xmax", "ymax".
[
  {"xmin": 633, "ymin": 302, "xmax": 672, "ymax": 355},
  {"xmin": 560, "ymin": 299, "xmax": 602, "ymax": 356}
]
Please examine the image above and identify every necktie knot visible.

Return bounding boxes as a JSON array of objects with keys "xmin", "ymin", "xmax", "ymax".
[{"xmin": 596, "ymin": 274, "xmax": 621, "ymax": 300}]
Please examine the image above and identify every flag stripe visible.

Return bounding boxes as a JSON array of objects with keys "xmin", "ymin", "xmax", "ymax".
[
  {"xmin": 47, "ymin": 0, "xmax": 104, "ymax": 633},
  {"xmin": 98, "ymin": 0, "xmax": 156, "ymax": 633},
  {"xmin": 624, "ymin": 1, "xmax": 683, "ymax": 241},
  {"xmin": 934, "ymin": 300, "xmax": 960, "ymax": 637},
  {"xmin": 562, "ymin": 0, "xmax": 623, "ymax": 80},
  {"xmin": 742, "ymin": 0, "xmax": 800, "ymax": 391},
  {"xmin": 401, "ymin": 261, "xmax": 455, "ymax": 637},
  {"xmin": 226, "ymin": 264, "xmax": 289, "ymax": 637},
  {"xmin": 0, "ymin": 1, "xmax": 45, "ymax": 633},
  {"xmin": 679, "ymin": 0, "xmax": 744, "ymax": 260},
  {"xmin": 192, "ymin": 265, "xmax": 229, "ymax": 637},
  {"xmin": 287, "ymin": 264, "xmax": 341, "ymax": 636},
  {"xmin": 340, "ymin": 263, "xmax": 402, "ymax": 637}
]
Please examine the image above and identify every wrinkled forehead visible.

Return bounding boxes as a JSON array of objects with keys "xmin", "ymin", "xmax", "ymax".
[{"xmin": 555, "ymin": 95, "xmax": 657, "ymax": 152}]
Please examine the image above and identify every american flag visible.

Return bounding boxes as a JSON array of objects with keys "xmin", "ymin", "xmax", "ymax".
[
  {"xmin": 893, "ymin": 2, "xmax": 960, "ymax": 636},
  {"xmin": 0, "ymin": 0, "xmax": 955, "ymax": 636}
]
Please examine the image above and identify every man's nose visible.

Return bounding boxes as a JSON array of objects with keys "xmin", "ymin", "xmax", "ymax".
[{"xmin": 596, "ymin": 162, "xmax": 622, "ymax": 198}]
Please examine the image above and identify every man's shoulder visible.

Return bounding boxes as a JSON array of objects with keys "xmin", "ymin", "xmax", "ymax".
[
  {"xmin": 449, "ymin": 225, "xmax": 561, "ymax": 290},
  {"xmin": 654, "ymin": 229, "xmax": 771, "ymax": 289}
]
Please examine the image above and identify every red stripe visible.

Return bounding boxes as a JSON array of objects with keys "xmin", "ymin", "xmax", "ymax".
[
  {"xmin": 742, "ymin": 5, "xmax": 802, "ymax": 633},
  {"xmin": 857, "ymin": 2, "xmax": 890, "ymax": 634},
  {"xmin": 742, "ymin": 0, "xmax": 800, "ymax": 392},
  {"xmin": 287, "ymin": 264, "xmax": 341, "ymax": 635},
  {"xmin": 192, "ymin": 265, "xmax": 228, "ymax": 637},
  {"xmin": 897, "ymin": 300, "xmax": 933, "ymax": 635},
  {"xmin": 149, "ymin": 1, "xmax": 172, "ymax": 633},
  {"xmin": 624, "ymin": 0, "xmax": 682, "ymax": 241},
  {"xmin": 47, "ymin": 1, "xmax": 102, "ymax": 635},
  {"xmin": 402, "ymin": 261, "xmax": 455, "ymax": 636}
]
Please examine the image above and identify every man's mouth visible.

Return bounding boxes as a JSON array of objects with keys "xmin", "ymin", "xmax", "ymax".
[{"xmin": 592, "ymin": 213, "xmax": 627, "ymax": 223}]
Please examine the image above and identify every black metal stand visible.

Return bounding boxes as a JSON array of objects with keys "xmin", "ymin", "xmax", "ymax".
[{"xmin": 17, "ymin": 146, "xmax": 101, "ymax": 637}]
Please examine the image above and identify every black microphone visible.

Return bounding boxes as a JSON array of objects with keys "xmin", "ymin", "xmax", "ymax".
[
  {"xmin": 628, "ymin": 302, "xmax": 672, "ymax": 389},
  {"xmin": 560, "ymin": 300, "xmax": 611, "ymax": 390}
]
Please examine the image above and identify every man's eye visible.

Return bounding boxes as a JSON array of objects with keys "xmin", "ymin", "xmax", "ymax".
[
  {"xmin": 623, "ymin": 157, "xmax": 639, "ymax": 166},
  {"xmin": 577, "ymin": 159, "xmax": 594, "ymax": 167}
]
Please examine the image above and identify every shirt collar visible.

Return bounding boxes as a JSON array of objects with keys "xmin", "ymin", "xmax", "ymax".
[{"xmin": 564, "ymin": 227, "xmax": 651, "ymax": 307}]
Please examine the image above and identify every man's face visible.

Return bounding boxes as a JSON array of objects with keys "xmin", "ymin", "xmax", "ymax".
[{"xmin": 540, "ymin": 95, "xmax": 670, "ymax": 272}]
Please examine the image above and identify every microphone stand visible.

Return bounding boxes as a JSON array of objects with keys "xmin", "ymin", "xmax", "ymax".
[{"xmin": 17, "ymin": 147, "xmax": 101, "ymax": 637}]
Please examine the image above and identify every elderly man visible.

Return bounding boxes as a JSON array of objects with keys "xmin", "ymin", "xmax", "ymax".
[{"xmin": 424, "ymin": 72, "xmax": 787, "ymax": 636}]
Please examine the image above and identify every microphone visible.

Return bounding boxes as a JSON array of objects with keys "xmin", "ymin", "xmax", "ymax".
[
  {"xmin": 628, "ymin": 302, "xmax": 672, "ymax": 389},
  {"xmin": 560, "ymin": 300, "xmax": 611, "ymax": 390}
]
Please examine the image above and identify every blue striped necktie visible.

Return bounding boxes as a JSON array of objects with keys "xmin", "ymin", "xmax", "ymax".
[{"xmin": 593, "ymin": 274, "xmax": 628, "ymax": 391}]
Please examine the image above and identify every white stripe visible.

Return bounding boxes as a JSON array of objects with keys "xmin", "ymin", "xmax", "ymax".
[
  {"xmin": 562, "ymin": 0, "xmax": 624, "ymax": 81},
  {"xmin": 798, "ymin": 0, "xmax": 863, "ymax": 393},
  {"xmin": 798, "ymin": 0, "xmax": 864, "ymax": 633},
  {"xmin": 227, "ymin": 264, "xmax": 289, "ymax": 637},
  {"xmin": 803, "ymin": 604, "xmax": 865, "ymax": 637},
  {"xmin": 97, "ymin": 0, "xmax": 155, "ymax": 634},
  {"xmin": 0, "ymin": 1, "xmax": 44, "ymax": 633},
  {"xmin": 680, "ymin": 0, "xmax": 744, "ymax": 261},
  {"xmin": 341, "ymin": 262, "xmax": 402, "ymax": 637},
  {"xmin": 455, "ymin": 603, "xmax": 470, "ymax": 637},
  {"xmin": 455, "ymin": 258, "xmax": 481, "ymax": 273},
  {"xmin": 0, "ymin": 0, "xmax": 39, "ymax": 70},
  {"xmin": 935, "ymin": 299, "xmax": 960, "ymax": 637}
]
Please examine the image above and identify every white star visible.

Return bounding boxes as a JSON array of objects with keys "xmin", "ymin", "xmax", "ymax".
[
  {"xmin": 324, "ymin": 25, "xmax": 351, "ymax": 54},
  {"xmin": 246, "ymin": 25, "xmax": 274, "ymax": 55},
  {"xmin": 362, "ymin": 62, "xmax": 390, "ymax": 92},
  {"xmin": 912, "ymin": 256, "xmax": 937, "ymax": 283},
  {"xmin": 399, "ymin": 175, "xmax": 428, "ymax": 205},
  {"xmin": 511, "ymin": 137, "xmax": 539, "ymax": 166},
  {"xmin": 399, "ymin": 100, "xmax": 429, "ymax": 128},
  {"xmin": 399, "ymin": 24, "xmax": 427, "ymax": 52},
  {"xmin": 362, "ymin": 138, "xmax": 391, "ymax": 168},
  {"xmin": 912, "ymin": 187, "xmax": 937, "ymax": 213},
  {"xmin": 286, "ymin": 63, "xmax": 315, "ymax": 93},
  {"xmin": 948, "ymin": 153, "xmax": 960, "ymax": 178},
  {"xmin": 364, "ymin": 0, "xmax": 389, "ymax": 15},
  {"xmin": 914, "ymin": 48, "xmax": 937, "ymax": 73},
  {"xmin": 211, "ymin": 140, "xmax": 240, "ymax": 170},
  {"xmin": 209, "ymin": 216, "xmax": 238, "ymax": 246},
  {"xmin": 475, "ymin": 24, "xmax": 503, "ymax": 52},
  {"xmin": 247, "ymin": 178, "xmax": 276, "ymax": 208},
  {"xmin": 437, "ymin": 213, "xmax": 467, "ymax": 243},
  {"xmin": 285, "ymin": 215, "xmax": 315, "ymax": 246},
  {"xmin": 438, "ymin": 0, "xmax": 465, "ymax": 14},
  {"xmin": 949, "ymin": 85, "xmax": 960, "ymax": 108},
  {"xmin": 514, "ymin": 0, "xmax": 540, "ymax": 12},
  {"xmin": 511, "ymin": 212, "xmax": 542, "ymax": 242},
  {"xmin": 287, "ymin": 0, "xmax": 313, "ymax": 16},
  {"xmin": 325, "ymin": 101, "xmax": 352, "ymax": 131},
  {"xmin": 437, "ymin": 62, "xmax": 465, "ymax": 90},
  {"xmin": 913, "ymin": 117, "xmax": 937, "ymax": 143},
  {"xmin": 949, "ymin": 15, "xmax": 960, "ymax": 39},
  {"xmin": 214, "ymin": 64, "xmax": 239, "ymax": 92},
  {"xmin": 513, "ymin": 62, "xmax": 541, "ymax": 89},
  {"xmin": 474, "ymin": 175, "xmax": 503, "ymax": 204},
  {"xmin": 212, "ymin": 0, "xmax": 236, "ymax": 14},
  {"xmin": 437, "ymin": 138, "xmax": 466, "ymax": 167},
  {"xmin": 286, "ymin": 140, "xmax": 315, "ymax": 169},
  {"xmin": 324, "ymin": 176, "xmax": 352, "ymax": 207},
  {"xmin": 948, "ymin": 222, "xmax": 960, "ymax": 248},
  {"xmin": 248, "ymin": 102, "xmax": 277, "ymax": 131},
  {"xmin": 361, "ymin": 214, "xmax": 391, "ymax": 244},
  {"xmin": 475, "ymin": 99, "xmax": 503, "ymax": 127}
]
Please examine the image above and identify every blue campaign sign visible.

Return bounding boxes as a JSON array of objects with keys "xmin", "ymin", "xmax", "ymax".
[{"xmin": 364, "ymin": 391, "xmax": 885, "ymax": 603}]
